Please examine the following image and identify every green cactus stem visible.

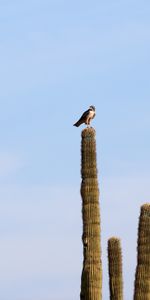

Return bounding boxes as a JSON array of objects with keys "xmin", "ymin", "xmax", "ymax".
[
  {"xmin": 80, "ymin": 127, "xmax": 102, "ymax": 300},
  {"xmin": 134, "ymin": 203, "xmax": 150, "ymax": 300},
  {"xmin": 108, "ymin": 237, "xmax": 123, "ymax": 300}
]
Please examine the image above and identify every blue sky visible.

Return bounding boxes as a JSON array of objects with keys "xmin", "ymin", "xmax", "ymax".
[{"xmin": 0, "ymin": 0, "xmax": 150, "ymax": 299}]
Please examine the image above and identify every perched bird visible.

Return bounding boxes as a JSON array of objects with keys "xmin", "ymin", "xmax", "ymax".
[{"xmin": 73, "ymin": 105, "xmax": 96, "ymax": 127}]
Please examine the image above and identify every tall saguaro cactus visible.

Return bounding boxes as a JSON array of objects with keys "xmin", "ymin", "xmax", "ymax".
[
  {"xmin": 108, "ymin": 237, "xmax": 123, "ymax": 300},
  {"xmin": 80, "ymin": 128, "xmax": 102, "ymax": 300},
  {"xmin": 134, "ymin": 203, "xmax": 150, "ymax": 300}
]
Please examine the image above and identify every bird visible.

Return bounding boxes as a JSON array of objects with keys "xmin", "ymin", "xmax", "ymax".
[{"xmin": 73, "ymin": 105, "xmax": 96, "ymax": 127}]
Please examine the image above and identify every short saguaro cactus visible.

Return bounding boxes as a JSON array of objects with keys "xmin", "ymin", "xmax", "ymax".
[{"xmin": 108, "ymin": 237, "xmax": 123, "ymax": 300}]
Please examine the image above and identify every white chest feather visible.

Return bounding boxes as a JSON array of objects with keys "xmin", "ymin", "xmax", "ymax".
[{"xmin": 89, "ymin": 110, "xmax": 95, "ymax": 119}]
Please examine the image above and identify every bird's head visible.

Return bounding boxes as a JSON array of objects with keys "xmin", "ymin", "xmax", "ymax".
[{"xmin": 89, "ymin": 105, "xmax": 96, "ymax": 111}]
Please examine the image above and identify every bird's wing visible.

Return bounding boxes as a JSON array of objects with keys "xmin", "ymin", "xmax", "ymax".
[
  {"xmin": 79, "ymin": 109, "xmax": 90, "ymax": 121},
  {"xmin": 73, "ymin": 109, "xmax": 91, "ymax": 127}
]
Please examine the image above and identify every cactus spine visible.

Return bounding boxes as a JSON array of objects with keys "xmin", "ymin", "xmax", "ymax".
[
  {"xmin": 134, "ymin": 203, "xmax": 150, "ymax": 300},
  {"xmin": 80, "ymin": 128, "xmax": 102, "ymax": 300},
  {"xmin": 108, "ymin": 237, "xmax": 123, "ymax": 300}
]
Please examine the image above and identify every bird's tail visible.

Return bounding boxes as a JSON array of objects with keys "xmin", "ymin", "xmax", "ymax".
[{"xmin": 73, "ymin": 120, "xmax": 83, "ymax": 127}]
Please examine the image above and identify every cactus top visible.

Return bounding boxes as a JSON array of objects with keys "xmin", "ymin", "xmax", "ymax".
[
  {"xmin": 141, "ymin": 203, "xmax": 150, "ymax": 217},
  {"xmin": 108, "ymin": 237, "xmax": 121, "ymax": 244},
  {"xmin": 81, "ymin": 127, "xmax": 96, "ymax": 138}
]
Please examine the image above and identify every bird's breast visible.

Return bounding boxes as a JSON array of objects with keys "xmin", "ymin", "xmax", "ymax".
[{"xmin": 89, "ymin": 110, "xmax": 95, "ymax": 119}]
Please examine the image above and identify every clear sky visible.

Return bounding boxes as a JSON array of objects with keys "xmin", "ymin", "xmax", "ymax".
[{"xmin": 0, "ymin": 0, "xmax": 150, "ymax": 299}]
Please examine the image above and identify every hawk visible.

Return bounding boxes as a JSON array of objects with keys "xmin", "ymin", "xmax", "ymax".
[{"xmin": 73, "ymin": 105, "xmax": 96, "ymax": 127}]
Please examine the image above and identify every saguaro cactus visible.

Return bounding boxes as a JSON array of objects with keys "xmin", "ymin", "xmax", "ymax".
[
  {"xmin": 80, "ymin": 128, "xmax": 102, "ymax": 300},
  {"xmin": 134, "ymin": 203, "xmax": 150, "ymax": 300},
  {"xmin": 108, "ymin": 237, "xmax": 123, "ymax": 300}
]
